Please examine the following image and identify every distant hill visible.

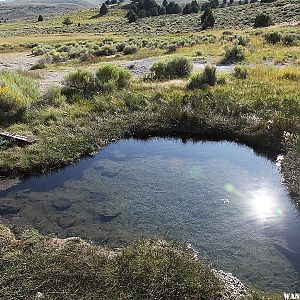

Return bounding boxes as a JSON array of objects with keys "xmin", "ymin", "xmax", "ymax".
[{"xmin": 0, "ymin": 0, "xmax": 102, "ymax": 20}]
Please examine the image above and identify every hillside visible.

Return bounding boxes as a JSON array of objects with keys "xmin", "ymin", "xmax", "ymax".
[{"xmin": 0, "ymin": 0, "xmax": 102, "ymax": 20}]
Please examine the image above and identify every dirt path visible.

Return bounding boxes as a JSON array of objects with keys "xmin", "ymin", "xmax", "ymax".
[
  {"xmin": 0, "ymin": 52, "xmax": 40, "ymax": 72},
  {"xmin": 0, "ymin": 53, "xmax": 235, "ymax": 92},
  {"xmin": 40, "ymin": 58, "xmax": 236, "ymax": 92}
]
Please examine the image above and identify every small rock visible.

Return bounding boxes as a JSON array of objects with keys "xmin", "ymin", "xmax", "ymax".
[{"xmin": 35, "ymin": 292, "xmax": 44, "ymax": 299}]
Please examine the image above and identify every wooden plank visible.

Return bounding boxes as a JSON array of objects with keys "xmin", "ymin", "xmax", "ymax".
[{"xmin": 0, "ymin": 131, "xmax": 36, "ymax": 144}]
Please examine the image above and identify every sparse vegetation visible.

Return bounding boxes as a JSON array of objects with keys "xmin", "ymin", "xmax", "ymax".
[
  {"xmin": 221, "ymin": 45, "xmax": 245, "ymax": 64},
  {"xmin": 150, "ymin": 56, "xmax": 193, "ymax": 80},
  {"xmin": 187, "ymin": 65, "xmax": 217, "ymax": 89}
]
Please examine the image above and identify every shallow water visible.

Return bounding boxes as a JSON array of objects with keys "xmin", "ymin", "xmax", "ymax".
[{"xmin": 1, "ymin": 138, "xmax": 300, "ymax": 291}]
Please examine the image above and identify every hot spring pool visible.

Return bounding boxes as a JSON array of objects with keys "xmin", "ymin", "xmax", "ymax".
[{"xmin": 1, "ymin": 138, "xmax": 300, "ymax": 291}]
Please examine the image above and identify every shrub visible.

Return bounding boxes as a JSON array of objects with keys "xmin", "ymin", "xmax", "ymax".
[
  {"xmin": 253, "ymin": 13, "xmax": 272, "ymax": 28},
  {"xmin": 123, "ymin": 46, "xmax": 138, "ymax": 55},
  {"xmin": 95, "ymin": 65, "xmax": 132, "ymax": 92},
  {"xmin": 46, "ymin": 50, "xmax": 69, "ymax": 63},
  {"xmin": 282, "ymin": 34, "xmax": 299, "ymax": 46},
  {"xmin": 62, "ymin": 17, "xmax": 73, "ymax": 26},
  {"xmin": 30, "ymin": 61, "xmax": 46, "ymax": 70},
  {"xmin": 116, "ymin": 43, "xmax": 126, "ymax": 52},
  {"xmin": 150, "ymin": 57, "xmax": 193, "ymax": 80},
  {"xmin": 62, "ymin": 69, "xmax": 94, "ymax": 99},
  {"xmin": 42, "ymin": 86, "xmax": 66, "ymax": 107},
  {"xmin": 264, "ymin": 31, "xmax": 281, "ymax": 44},
  {"xmin": 166, "ymin": 44, "xmax": 178, "ymax": 53},
  {"xmin": 0, "ymin": 73, "xmax": 40, "ymax": 123},
  {"xmin": 187, "ymin": 65, "xmax": 217, "ymax": 89},
  {"xmin": 94, "ymin": 45, "xmax": 117, "ymax": 57},
  {"xmin": 128, "ymin": 12, "xmax": 138, "ymax": 23},
  {"xmin": 233, "ymin": 65, "xmax": 248, "ymax": 79},
  {"xmin": 222, "ymin": 45, "xmax": 245, "ymax": 64},
  {"xmin": 80, "ymin": 51, "xmax": 95, "ymax": 62},
  {"xmin": 236, "ymin": 35, "xmax": 249, "ymax": 46}
]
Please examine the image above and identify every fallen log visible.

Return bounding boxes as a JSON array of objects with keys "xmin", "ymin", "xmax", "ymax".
[{"xmin": 0, "ymin": 131, "xmax": 36, "ymax": 144}]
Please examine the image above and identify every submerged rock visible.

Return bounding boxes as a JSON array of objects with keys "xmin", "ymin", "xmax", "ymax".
[
  {"xmin": 98, "ymin": 213, "xmax": 120, "ymax": 223},
  {"xmin": 57, "ymin": 215, "xmax": 76, "ymax": 229},
  {"xmin": 0, "ymin": 199, "xmax": 20, "ymax": 216},
  {"xmin": 51, "ymin": 198, "xmax": 72, "ymax": 211}
]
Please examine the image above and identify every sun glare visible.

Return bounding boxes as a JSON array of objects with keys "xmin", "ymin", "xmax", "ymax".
[{"xmin": 249, "ymin": 188, "xmax": 284, "ymax": 220}]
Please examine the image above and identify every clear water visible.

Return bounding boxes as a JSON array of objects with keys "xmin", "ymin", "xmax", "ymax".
[{"xmin": 1, "ymin": 138, "xmax": 300, "ymax": 291}]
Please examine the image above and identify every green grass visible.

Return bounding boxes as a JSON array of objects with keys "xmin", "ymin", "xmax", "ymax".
[
  {"xmin": 0, "ymin": 66, "xmax": 299, "ymax": 205},
  {"xmin": 0, "ymin": 224, "xmax": 223, "ymax": 300}
]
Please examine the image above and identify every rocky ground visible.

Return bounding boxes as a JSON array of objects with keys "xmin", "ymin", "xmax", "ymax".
[{"xmin": 213, "ymin": 270, "xmax": 250, "ymax": 300}]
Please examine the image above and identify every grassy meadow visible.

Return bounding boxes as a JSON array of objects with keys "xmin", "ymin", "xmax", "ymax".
[{"xmin": 0, "ymin": 0, "xmax": 300, "ymax": 298}]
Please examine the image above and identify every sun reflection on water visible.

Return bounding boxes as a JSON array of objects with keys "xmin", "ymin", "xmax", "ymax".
[{"xmin": 249, "ymin": 188, "xmax": 285, "ymax": 220}]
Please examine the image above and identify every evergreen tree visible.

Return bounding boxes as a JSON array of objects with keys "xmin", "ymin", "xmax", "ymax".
[
  {"xmin": 253, "ymin": 13, "xmax": 272, "ymax": 27},
  {"xmin": 138, "ymin": 9, "xmax": 148, "ymax": 18},
  {"xmin": 126, "ymin": 9, "xmax": 135, "ymax": 18},
  {"xmin": 166, "ymin": 1, "xmax": 175, "ymax": 13},
  {"xmin": 201, "ymin": 2, "xmax": 210, "ymax": 11},
  {"xmin": 100, "ymin": 3, "xmax": 108, "ymax": 16},
  {"xmin": 37, "ymin": 15, "xmax": 43, "ymax": 22},
  {"xmin": 171, "ymin": 3, "xmax": 182, "ymax": 14},
  {"xmin": 163, "ymin": 0, "xmax": 168, "ymax": 7},
  {"xmin": 182, "ymin": 3, "xmax": 192, "ymax": 14},
  {"xmin": 210, "ymin": 0, "xmax": 219, "ymax": 8},
  {"xmin": 201, "ymin": 8, "xmax": 215, "ymax": 29},
  {"xmin": 159, "ymin": 6, "xmax": 166, "ymax": 14},
  {"xmin": 128, "ymin": 12, "xmax": 138, "ymax": 22},
  {"xmin": 149, "ymin": 7, "xmax": 159, "ymax": 16},
  {"xmin": 191, "ymin": 0, "xmax": 200, "ymax": 13},
  {"xmin": 105, "ymin": 0, "xmax": 111, "ymax": 5}
]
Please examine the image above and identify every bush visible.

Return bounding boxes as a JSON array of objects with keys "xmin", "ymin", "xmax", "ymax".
[
  {"xmin": 166, "ymin": 44, "xmax": 178, "ymax": 53},
  {"xmin": 116, "ymin": 43, "xmax": 126, "ymax": 52},
  {"xmin": 42, "ymin": 86, "xmax": 66, "ymax": 107},
  {"xmin": 62, "ymin": 69, "xmax": 94, "ymax": 99},
  {"xmin": 187, "ymin": 65, "xmax": 217, "ymax": 89},
  {"xmin": 222, "ymin": 45, "xmax": 245, "ymax": 64},
  {"xmin": 150, "ymin": 57, "xmax": 193, "ymax": 80},
  {"xmin": 30, "ymin": 61, "xmax": 46, "ymax": 70},
  {"xmin": 282, "ymin": 34, "xmax": 299, "ymax": 46},
  {"xmin": 265, "ymin": 31, "xmax": 281, "ymax": 44},
  {"xmin": 0, "ymin": 73, "xmax": 40, "ymax": 123},
  {"xmin": 128, "ymin": 12, "xmax": 138, "ymax": 23},
  {"xmin": 94, "ymin": 45, "xmax": 117, "ymax": 57},
  {"xmin": 95, "ymin": 65, "xmax": 132, "ymax": 92},
  {"xmin": 80, "ymin": 51, "xmax": 95, "ymax": 62},
  {"xmin": 123, "ymin": 46, "xmax": 138, "ymax": 55},
  {"xmin": 233, "ymin": 65, "xmax": 248, "ymax": 79},
  {"xmin": 253, "ymin": 13, "xmax": 272, "ymax": 28}
]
